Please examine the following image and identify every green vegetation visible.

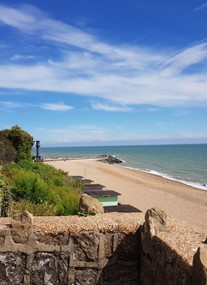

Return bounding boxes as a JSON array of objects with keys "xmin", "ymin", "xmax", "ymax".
[
  {"xmin": 0, "ymin": 174, "xmax": 12, "ymax": 217},
  {"xmin": 2, "ymin": 161, "xmax": 83, "ymax": 216},
  {"xmin": 0, "ymin": 125, "xmax": 34, "ymax": 163},
  {"xmin": 0, "ymin": 125, "xmax": 82, "ymax": 216},
  {"xmin": 11, "ymin": 199, "xmax": 57, "ymax": 216},
  {"xmin": 0, "ymin": 137, "xmax": 17, "ymax": 164}
]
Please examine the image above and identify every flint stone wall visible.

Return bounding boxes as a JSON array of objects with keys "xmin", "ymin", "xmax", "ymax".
[{"xmin": 0, "ymin": 210, "xmax": 206, "ymax": 285}]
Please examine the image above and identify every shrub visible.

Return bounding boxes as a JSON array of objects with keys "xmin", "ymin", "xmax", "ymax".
[
  {"xmin": 0, "ymin": 174, "xmax": 12, "ymax": 217},
  {"xmin": 2, "ymin": 161, "xmax": 83, "ymax": 215},
  {"xmin": 11, "ymin": 199, "xmax": 56, "ymax": 216},
  {"xmin": 48, "ymin": 186, "xmax": 81, "ymax": 215},
  {"xmin": 0, "ymin": 137, "xmax": 16, "ymax": 164},
  {"xmin": 0, "ymin": 125, "xmax": 34, "ymax": 162}
]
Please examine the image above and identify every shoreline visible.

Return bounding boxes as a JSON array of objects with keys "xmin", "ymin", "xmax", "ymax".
[
  {"xmin": 44, "ymin": 156, "xmax": 207, "ymax": 192},
  {"xmin": 121, "ymin": 165, "xmax": 207, "ymax": 191},
  {"xmin": 45, "ymin": 158, "xmax": 207, "ymax": 235}
]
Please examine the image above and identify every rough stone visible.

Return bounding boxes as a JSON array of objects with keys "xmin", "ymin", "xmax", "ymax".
[
  {"xmin": 100, "ymin": 155, "xmax": 123, "ymax": 164},
  {"xmin": 0, "ymin": 252, "xmax": 27, "ymax": 285},
  {"xmin": 0, "ymin": 230, "xmax": 6, "ymax": 246},
  {"xmin": 104, "ymin": 233, "xmax": 114, "ymax": 257},
  {"xmin": 144, "ymin": 207, "xmax": 167, "ymax": 236},
  {"xmin": 79, "ymin": 193, "xmax": 104, "ymax": 215},
  {"xmin": 34, "ymin": 231, "xmax": 69, "ymax": 246},
  {"xmin": 31, "ymin": 252, "xmax": 70, "ymax": 285},
  {"xmin": 75, "ymin": 268, "xmax": 98, "ymax": 285},
  {"xmin": 73, "ymin": 231, "xmax": 100, "ymax": 262},
  {"xmin": 12, "ymin": 210, "xmax": 34, "ymax": 225},
  {"xmin": 192, "ymin": 246, "xmax": 207, "ymax": 285},
  {"xmin": 11, "ymin": 211, "xmax": 34, "ymax": 243}
]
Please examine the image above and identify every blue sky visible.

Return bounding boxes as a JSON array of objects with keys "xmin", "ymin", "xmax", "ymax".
[{"xmin": 0, "ymin": 0, "xmax": 207, "ymax": 146}]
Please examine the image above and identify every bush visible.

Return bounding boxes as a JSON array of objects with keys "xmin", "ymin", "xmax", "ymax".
[
  {"xmin": 2, "ymin": 161, "xmax": 83, "ymax": 216},
  {"xmin": 0, "ymin": 174, "xmax": 12, "ymax": 217},
  {"xmin": 48, "ymin": 186, "xmax": 81, "ymax": 215},
  {"xmin": 0, "ymin": 125, "xmax": 34, "ymax": 162},
  {"xmin": 0, "ymin": 137, "xmax": 16, "ymax": 164},
  {"xmin": 11, "ymin": 199, "xmax": 56, "ymax": 216}
]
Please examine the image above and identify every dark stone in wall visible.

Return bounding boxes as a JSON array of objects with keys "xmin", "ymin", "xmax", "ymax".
[
  {"xmin": 0, "ymin": 230, "xmax": 6, "ymax": 246},
  {"xmin": 0, "ymin": 252, "xmax": 27, "ymax": 285},
  {"xmin": 104, "ymin": 233, "xmax": 114, "ymax": 257},
  {"xmin": 31, "ymin": 252, "xmax": 70, "ymax": 285},
  {"xmin": 75, "ymin": 268, "xmax": 98, "ymax": 285}
]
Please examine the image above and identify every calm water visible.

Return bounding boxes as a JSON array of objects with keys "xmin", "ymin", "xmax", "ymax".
[{"xmin": 32, "ymin": 144, "xmax": 207, "ymax": 190}]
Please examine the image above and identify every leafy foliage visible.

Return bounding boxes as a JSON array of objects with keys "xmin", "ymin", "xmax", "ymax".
[
  {"xmin": 11, "ymin": 199, "xmax": 57, "ymax": 216},
  {"xmin": 2, "ymin": 161, "xmax": 83, "ymax": 216},
  {"xmin": 0, "ymin": 174, "xmax": 12, "ymax": 217},
  {"xmin": 0, "ymin": 137, "xmax": 17, "ymax": 164},
  {"xmin": 0, "ymin": 125, "xmax": 34, "ymax": 163}
]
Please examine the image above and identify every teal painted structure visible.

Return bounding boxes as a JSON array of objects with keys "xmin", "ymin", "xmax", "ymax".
[
  {"xmin": 84, "ymin": 190, "xmax": 120, "ymax": 207},
  {"xmin": 96, "ymin": 195, "xmax": 118, "ymax": 206}
]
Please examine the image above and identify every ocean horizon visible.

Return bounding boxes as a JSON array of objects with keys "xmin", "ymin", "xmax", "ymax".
[{"xmin": 32, "ymin": 144, "xmax": 207, "ymax": 191}]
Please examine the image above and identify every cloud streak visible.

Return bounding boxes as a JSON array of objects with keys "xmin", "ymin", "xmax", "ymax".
[
  {"xmin": 0, "ymin": 4, "xmax": 207, "ymax": 108},
  {"xmin": 92, "ymin": 102, "xmax": 132, "ymax": 112},
  {"xmin": 40, "ymin": 102, "xmax": 73, "ymax": 111},
  {"xmin": 195, "ymin": 2, "xmax": 207, "ymax": 11}
]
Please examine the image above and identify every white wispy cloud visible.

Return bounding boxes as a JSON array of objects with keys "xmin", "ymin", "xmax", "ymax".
[
  {"xmin": 40, "ymin": 102, "xmax": 74, "ymax": 111},
  {"xmin": 195, "ymin": 2, "xmax": 207, "ymax": 11},
  {"xmin": 0, "ymin": 4, "xmax": 207, "ymax": 108},
  {"xmin": 0, "ymin": 101, "xmax": 23, "ymax": 108},
  {"xmin": 10, "ymin": 54, "xmax": 35, "ymax": 61},
  {"xmin": 0, "ymin": 4, "xmax": 36, "ymax": 29},
  {"xmin": 162, "ymin": 42, "xmax": 207, "ymax": 76},
  {"xmin": 0, "ymin": 100, "xmax": 73, "ymax": 111},
  {"xmin": 92, "ymin": 102, "xmax": 132, "ymax": 112}
]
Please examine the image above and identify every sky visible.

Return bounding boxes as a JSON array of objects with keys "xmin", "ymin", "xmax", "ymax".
[{"xmin": 0, "ymin": 0, "xmax": 207, "ymax": 147}]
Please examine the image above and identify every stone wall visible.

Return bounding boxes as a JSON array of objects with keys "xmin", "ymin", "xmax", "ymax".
[{"xmin": 0, "ymin": 210, "xmax": 206, "ymax": 285}]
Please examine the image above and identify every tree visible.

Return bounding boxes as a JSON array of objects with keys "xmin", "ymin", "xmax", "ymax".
[
  {"xmin": 0, "ymin": 137, "xmax": 17, "ymax": 164},
  {"xmin": 0, "ymin": 125, "xmax": 34, "ymax": 163}
]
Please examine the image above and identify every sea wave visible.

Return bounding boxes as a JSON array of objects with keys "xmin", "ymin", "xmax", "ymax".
[{"xmin": 121, "ymin": 165, "xmax": 207, "ymax": 191}]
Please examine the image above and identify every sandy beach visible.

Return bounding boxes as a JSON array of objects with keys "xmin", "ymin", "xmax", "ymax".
[{"xmin": 45, "ymin": 158, "xmax": 207, "ymax": 235}]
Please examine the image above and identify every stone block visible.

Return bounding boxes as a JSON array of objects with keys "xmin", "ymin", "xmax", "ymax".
[
  {"xmin": 74, "ymin": 268, "xmax": 98, "ymax": 285},
  {"xmin": 0, "ymin": 230, "xmax": 6, "ymax": 246},
  {"xmin": 192, "ymin": 246, "xmax": 207, "ymax": 285},
  {"xmin": 104, "ymin": 233, "xmax": 114, "ymax": 258},
  {"xmin": 12, "ymin": 210, "xmax": 34, "ymax": 225},
  {"xmin": 114, "ymin": 233, "xmax": 139, "ymax": 261},
  {"xmin": 102, "ymin": 261, "xmax": 139, "ymax": 284},
  {"xmin": 31, "ymin": 252, "xmax": 70, "ymax": 285},
  {"xmin": 0, "ymin": 252, "xmax": 27, "ymax": 285},
  {"xmin": 11, "ymin": 224, "xmax": 30, "ymax": 243},
  {"xmin": 11, "ymin": 211, "xmax": 34, "ymax": 244},
  {"xmin": 144, "ymin": 207, "xmax": 167, "ymax": 236},
  {"xmin": 33, "ymin": 231, "xmax": 69, "ymax": 246},
  {"xmin": 79, "ymin": 194, "xmax": 104, "ymax": 215},
  {"xmin": 73, "ymin": 231, "xmax": 100, "ymax": 262}
]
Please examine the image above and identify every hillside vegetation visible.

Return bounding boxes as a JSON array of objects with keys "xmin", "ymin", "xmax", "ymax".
[
  {"xmin": 2, "ymin": 160, "xmax": 83, "ymax": 216},
  {"xmin": 0, "ymin": 126, "xmax": 83, "ymax": 216}
]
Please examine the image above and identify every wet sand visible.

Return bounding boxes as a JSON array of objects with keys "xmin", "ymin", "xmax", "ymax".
[{"xmin": 46, "ymin": 158, "xmax": 207, "ymax": 235}]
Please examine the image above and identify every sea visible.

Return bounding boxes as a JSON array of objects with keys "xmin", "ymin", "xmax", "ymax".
[{"xmin": 32, "ymin": 144, "xmax": 207, "ymax": 191}]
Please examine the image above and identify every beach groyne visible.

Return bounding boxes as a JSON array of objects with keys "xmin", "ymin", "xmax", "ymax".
[{"xmin": 0, "ymin": 210, "xmax": 206, "ymax": 285}]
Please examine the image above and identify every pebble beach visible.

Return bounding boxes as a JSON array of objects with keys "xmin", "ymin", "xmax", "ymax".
[{"xmin": 45, "ymin": 158, "xmax": 207, "ymax": 235}]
